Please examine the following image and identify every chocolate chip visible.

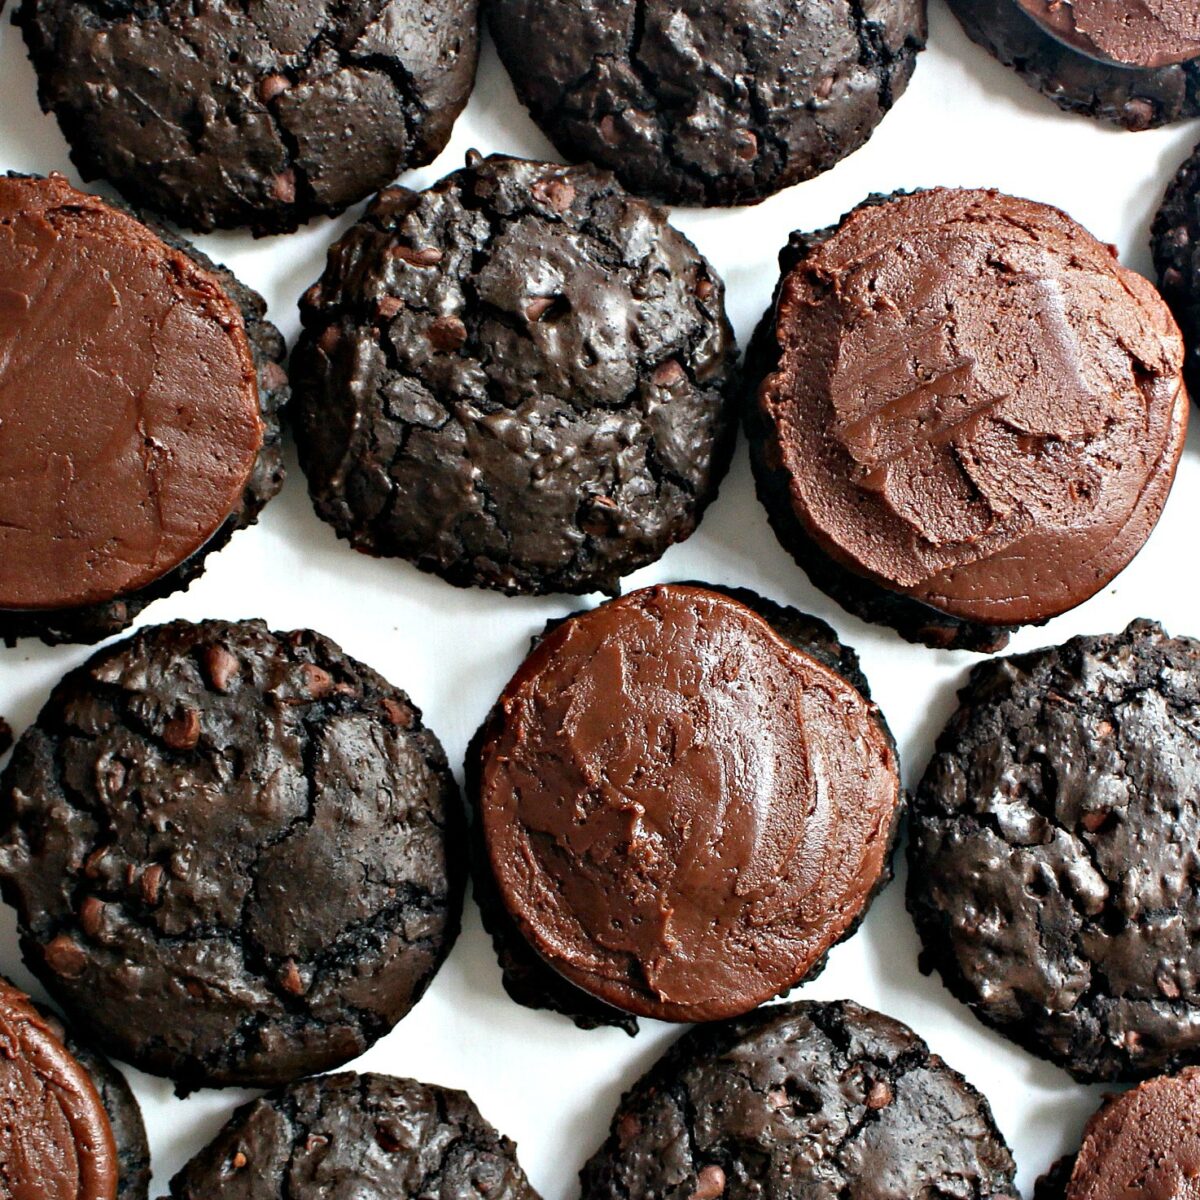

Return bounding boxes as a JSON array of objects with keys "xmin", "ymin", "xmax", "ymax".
[
  {"xmin": 318, "ymin": 324, "xmax": 342, "ymax": 354},
  {"xmin": 695, "ymin": 279, "xmax": 714, "ymax": 301},
  {"xmin": 271, "ymin": 169, "xmax": 296, "ymax": 204},
  {"xmin": 280, "ymin": 959, "xmax": 305, "ymax": 996},
  {"xmin": 203, "ymin": 644, "xmax": 240, "ymax": 692},
  {"xmin": 652, "ymin": 359, "xmax": 686, "ymax": 388},
  {"xmin": 257, "ymin": 73, "xmax": 290, "ymax": 103},
  {"xmin": 260, "ymin": 360, "xmax": 288, "ymax": 393},
  {"xmin": 689, "ymin": 1165, "xmax": 726, "ymax": 1200},
  {"xmin": 427, "ymin": 315, "xmax": 467, "ymax": 352},
  {"xmin": 377, "ymin": 295, "xmax": 405, "ymax": 320},
  {"xmin": 163, "ymin": 709, "xmax": 201, "ymax": 750},
  {"xmin": 230, "ymin": 1152, "xmax": 247, "ymax": 1172},
  {"xmin": 525, "ymin": 296, "xmax": 556, "ymax": 321},
  {"xmin": 866, "ymin": 1079, "xmax": 893, "ymax": 1110},
  {"xmin": 84, "ymin": 846, "xmax": 110, "ymax": 879},
  {"xmin": 391, "ymin": 245, "xmax": 445, "ymax": 267},
  {"xmin": 141, "ymin": 863, "xmax": 165, "ymax": 906},
  {"xmin": 532, "ymin": 177, "xmax": 576, "ymax": 212},
  {"xmin": 44, "ymin": 934, "xmax": 87, "ymax": 978},
  {"xmin": 381, "ymin": 697, "xmax": 413, "ymax": 728},
  {"xmin": 299, "ymin": 663, "xmax": 335, "ymax": 698},
  {"xmin": 79, "ymin": 896, "xmax": 105, "ymax": 939},
  {"xmin": 733, "ymin": 129, "xmax": 758, "ymax": 161}
]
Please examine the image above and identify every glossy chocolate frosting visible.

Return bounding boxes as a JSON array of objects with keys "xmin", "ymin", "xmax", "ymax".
[
  {"xmin": 1016, "ymin": 0, "xmax": 1200, "ymax": 68},
  {"xmin": 757, "ymin": 188, "xmax": 1188, "ymax": 629},
  {"xmin": 0, "ymin": 977, "xmax": 117, "ymax": 1200},
  {"xmin": 1065, "ymin": 1070, "xmax": 1200, "ymax": 1199},
  {"xmin": 478, "ymin": 584, "xmax": 901, "ymax": 1023},
  {"xmin": 0, "ymin": 174, "xmax": 263, "ymax": 612}
]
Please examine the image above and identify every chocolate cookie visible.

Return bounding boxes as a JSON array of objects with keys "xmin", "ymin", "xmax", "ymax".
[
  {"xmin": 746, "ymin": 189, "xmax": 1189, "ymax": 652},
  {"xmin": 38, "ymin": 1003, "xmax": 151, "ymax": 1200},
  {"xmin": 292, "ymin": 154, "xmax": 738, "ymax": 597},
  {"xmin": 167, "ymin": 1072, "xmax": 540, "ymax": 1200},
  {"xmin": 581, "ymin": 999, "xmax": 1018, "ymax": 1200},
  {"xmin": 471, "ymin": 583, "xmax": 902, "ymax": 1025},
  {"xmin": 0, "ymin": 717, "xmax": 11, "ymax": 758},
  {"xmin": 947, "ymin": 0, "xmax": 1200, "ymax": 130},
  {"xmin": 488, "ymin": 0, "xmax": 927, "ymax": 207},
  {"xmin": 909, "ymin": 620, "xmax": 1200, "ymax": 1083},
  {"xmin": 1153, "ymin": 140, "xmax": 1200, "ymax": 403},
  {"xmin": 0, "ymin": 976, "xmax": 119, "ymax": 1200},
  {"xmin": 0, "ymin": 174, "xmax": 286, "ymax": 647},
  {"xmin": 1034, "ymin": 1069, "xmax": 1200, "ymax": 1200},
  {"xmin": 0, "ymin": 619, "xmax": 462, "ymax": 1092},
  {"xmin": 17, "ymin": 0, "xmax": 480, "ymax": 235}
]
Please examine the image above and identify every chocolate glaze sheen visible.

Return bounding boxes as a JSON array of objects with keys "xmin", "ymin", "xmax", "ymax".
[
  {"xmin": 478, "ymin": 584, "xmax": 901, "ymax": 1023},
  {"xmin": 1016, "ymin": 0, "xmax": 1200, "ymax": 68},
  {"xmin": 755, "ymin": 188, "xmax": 1188, "ymax": 631},
  {"xmin": 0, "ymin": 174, "xmax": 263, "ymax": 613},
  {"xmin": 0, "ymin": 977, "xmax": 118, "ymax": 1200}
]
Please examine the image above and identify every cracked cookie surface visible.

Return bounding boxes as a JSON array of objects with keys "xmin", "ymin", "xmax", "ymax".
[
  {"xmin": 1154, "ymin": 141, "xmax": 1200, "ymax": 404},
  {"xmin": 580, "ymin": 999, "xmax": 1017, "ymax": 1200},
  {"xmin": 16, "ymin": 0, "xmax": 480, "ymax": 235},
  {"xmin": 167, "ymin": 1071, "xmax": 541, "ymax": 1200},
  {"xmin": 488, "ymin": 0, "xmax": 927, "ymax": 207},
  {"xmin": 909, "ymin": 621, "xmax": 1200, "ymax": 1082},
  {"xmin": 292, "ymin": 154, "xmax": 738, "ymax": 597},
  {"xmin": 0, "ymin": 619, "xmax": 462, "ymax": 1092}
]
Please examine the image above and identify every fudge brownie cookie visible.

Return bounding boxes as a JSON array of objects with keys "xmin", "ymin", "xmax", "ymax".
[
  {"xmin": 947, "ymin": 0, "xmax": 1200, "ymax": 130},
  {"xmin": 0, "ymin": 618, "xmax": 462, "ymax": 1091},
  {"xmin": 167, "ymin": 1072, "xmax": 541, "ymax": 1200},
  {"xmin": 747, "ymin": 188, "xmax": 1189, "ymax": 652},
  {"xmin": 1153, "ymin": 141, "xmax": 1200, "ymax": 402},
  {"xmin": 38, "ymin": 1002, "xmax": 151, "ymax": 1200},
  {"xmin": 473, "ymin": 583, "xmax": 902, "ymax": 1025},
  {"xmin": 0, "ymin": 976, "xmax": 119, "ymax": 1200},
  {"xmin": 488, "ymin": 0, "xmax": 927, "ymax": 207},
  {"xmin": 581, "ymin": 999, "xmax": 1018, "ymax": 1200},
  {"xmin": 910, "ymin": 620, "xmax": 1200, "ymax": 1082},
  {"xmin": 0, "ymin": 174, "xmax": 286, "ymax": 647},
  {"xmin": 17, "ymin": 0, "xmax": 479, "ymax": 235},
  {"xmin": 293, "ymin": 154, "xmax": 738, "ymax": 597},
  {"xmin": 1034, "ymin": 1069, "xmax": 1200, "ymax": 1200}
]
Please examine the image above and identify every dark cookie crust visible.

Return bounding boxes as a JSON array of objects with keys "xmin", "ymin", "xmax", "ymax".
[
  {"xmin": 488, "ymin": 0, "xmax": 927, "ymax": 207},
  {"xmin": 168, "ymin": 1072, "xmax": 541, "ymax": 1199},
  {"xmin": 467, "ymin": 584, "xmax": 896, "ymax": 1034},
  {"xmin": 0, "ymin": 718, "xmax": 11, "ymax": 758},
  {"xmin": 17, "ymin": 0, "xmax": 480, "ymax": 235},
  {"xmin": 0, "ymin": 619, "xmax": 463, "ymax": 1091},
  {"xmin": 0, "ymin": 181, "xmax": 287, "ymax": 648},
  {"xmin": 947, "ymin": 0, "xmax": 1200, "ymax": 130},
  {"xmin": 1153, "ymin": 141, "xmax": 1200, "ymax": 403},
  {"xmin": 1033, "ymin": 1157, "xmax": 1074, "ymax": 1200},
  {"xmin": 293, "ymin": 154, "xmax": 738, "ymax": 597},
  {"xmin": 744, "ymin": 222, "xmax": 1014, "ymax": 654},
  {"xmin": 909, "ymin": 620, "xmax": 1200, "ymax": 1082},
  {"xmin": 580, "ymin": 999, "xmax": 1017, "ymax": 1200},
  {"xmin": 40, "ymin": 1007, "xmax": 151, "ymax": 1200}
]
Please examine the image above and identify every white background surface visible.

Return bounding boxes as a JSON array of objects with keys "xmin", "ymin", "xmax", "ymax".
[{"xmin": 3, "ymin": 2, "xmax": 1200, "ymax": 1195}]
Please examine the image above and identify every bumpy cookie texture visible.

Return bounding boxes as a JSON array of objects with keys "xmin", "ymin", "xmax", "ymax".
[
  {"xmin": 168, "ymin": 1072, "xmax": 541, "ymax": 1200},
  {"xmin": 580, "ymin": 1000, "xmax": 1018, "ymax": 1200},
  {"xmin": 1034, "ymin": 1069, "xmax": 1200, "ymax": 1200},
  {"xmin": 747, "ymin": 189, "xmax": 1188, "ymax": 652},
  {"xmin": 293, "ymin": 154, "xmax": 738, "ymax": 596},
  {"xmin": 909, "ymin": 621, "xmax": 1200, "ymax": 1083},
  {"xmin": 17, "ymin": 0, "xmax": 479, "ymax": 235},
  {"xmin": 39, "ymin": 1006, "xmax": 151, "ymax": 1200},
  {"xmin": 947, "ymin": 0, "xmax": 1200, "ymax": 130},
  {"xmin": 0, "ymin": 176, "xmax": 287, "ymax": 648},
  {"xmin": 488, "ymin": 0, "xmax": 927, "ymax": 207},
  {"xmin": 0, "ymin": 977, "xmax": 118, "ymax": 1200},
  {"xmin": 474, "ymin": 584, "xmax": 902, "ymax": 1024},
  {"xmin": 0, "ymin": 619, "xmax": 462, "ymax": 1091},
  {"xmin": 1153, "ymin": 141, "xmax": 1200, "ymax": 403},
  {"xmin": 467, "ymin": 584, "xmax": 885, "ymax": 1035}
]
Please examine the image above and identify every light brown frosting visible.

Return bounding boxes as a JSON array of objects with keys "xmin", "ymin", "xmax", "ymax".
[{"xmin": 0, "ymin": 174, "xmax": 262, "ymax": 612}]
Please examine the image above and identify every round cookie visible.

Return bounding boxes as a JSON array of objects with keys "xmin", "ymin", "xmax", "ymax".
[
  {"xmin": 0, "ymin": 619, "xmax": 463, "ymax": 1091},
  {"xmin": 580, "ymin": 999, "xmax": 1018, "ymax": 1200},
  {"xmin": 488, "ymin": 0, "xmax": 927, "ymax": 207},
  {"xmin": 292, "ymin": 154, "xmax": 738, "ymax": 597},
  {"xmin": 167, "ymin": 1072, "xmax": 541, "ymax": 1200},
  {"xmin": 909, "ymin": 620, "xmax": 1200, "ymax": 1083},
  {"xmin": 473, "ymin": 583, "xmax": 902, "ymax": 1025},
  {"xmin": 747, "ymin": 188, "xmax": 1189, "ymax": 652},
  {"xmin": 0, "ymin": 174, "xmax": 286, "ymax": 648},
  {"xmin": 17, "ymin": 0, "xmax": 480, "ymax": 235},
  {"xmin": 0, "ymin": 976, "xmax": 119, "ymax": 1200},
  {"xmin": 947, "ymin": 0, "xmax": 1200, "ymax": 130},
  {"xmin": 38, "ymin": 1003, "xmax": 152, "ymax": 1200},
  {"xmin": 1034, "ymin": 1069, "xmax": 1200, "ymax": 1199},
  {"xmin": 1153, "ymin": 140, "xmax": 1200, "ymax": 404}
]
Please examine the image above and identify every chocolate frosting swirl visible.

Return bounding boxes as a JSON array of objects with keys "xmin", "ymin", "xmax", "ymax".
[
  {"xmin": 0, "ymin": 174, "xmax": 263, "ymax": 612},
  {"xmin": 0, "ymin": 978, "xmax": 117, "ymax": 1200},
  {"xmin": 757, "ymin": 188, "xmax": 1188, "ymax": 629},
  {"xmin": 1017, "ymin": 0, "xmax": 1200, "ymax": 68},
  {"xmin": 478, "ymin": 584, "xmax": 901, "ymax": 1023}
]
